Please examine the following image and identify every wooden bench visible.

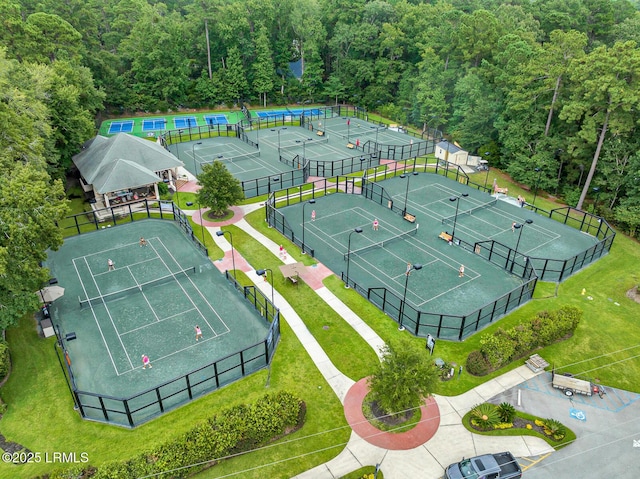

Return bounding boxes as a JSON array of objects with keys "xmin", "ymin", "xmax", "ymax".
[
  {"xmin": 525, "ymin": 354, "xmax": 549, "ymax": 373},
  {"xmin": 403, "ymin": 213, "xmax": 416, "ymax": 223},
  {"xmin": 288, "ymin": 275, "xmax": 298, "ymax": 286},
  {"xmin": 439, "ymin": 232, "xmax": 453, "ymax": 243},
  {"xmin": 347, "ymin": 143, "xmax": 355, "ymax": 149},
  {"xmin": 316, "ymin": 130, "xmax": 324, "ymax": 136}
]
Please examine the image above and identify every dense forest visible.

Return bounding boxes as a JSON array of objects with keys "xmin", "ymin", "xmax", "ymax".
[{"xmin": 1, "ymin": 0, "xmax": 640, "ymax": 328}]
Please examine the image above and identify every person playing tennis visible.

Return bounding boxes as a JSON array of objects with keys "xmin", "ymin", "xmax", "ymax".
[
  {"xmin": 195, "ymin": 325, "xmax": 203, "ymax": 341},
  {"xmin": 142, "ymin": 354, "xmax": 152, "ymax": 369}
]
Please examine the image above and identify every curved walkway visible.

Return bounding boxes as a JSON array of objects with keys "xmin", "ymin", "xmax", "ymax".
[{"xmin": 177, "ymin": 181, "xmax": 553, "ymax": 477}]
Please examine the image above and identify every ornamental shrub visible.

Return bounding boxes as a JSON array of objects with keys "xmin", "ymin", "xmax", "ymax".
[
  {"xmin": 466, "ymin": 349, "xmax": 490, "ymax": 376},
  {"xmin": 468, "ymin": 307, "xmax": 583, "ymax": 375},
  {"xmin": 0, "ymin": 339, "xmax": 9, "ymax": 381},
  {"xmin": 543, "ymin": 418, "xmax": 566, "ymax": 439},
  {"xmin": 49, "ymin": 391, "xmax": 305, "ymax": 479},
  {"xmin": 470, "ymin": 403, "xmax": 500, "ymax": 430},
  {"xmin": 497, "ymin": 402, "xmax": 516, "ymax": 423}
]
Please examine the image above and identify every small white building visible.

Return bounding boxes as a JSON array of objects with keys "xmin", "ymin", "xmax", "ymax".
[
  {"xmin": 435, "ymin": 140, "xmax": 468, "ymax": 165},
  {"xmin": 435, "ymin": 140, "xmax": 484, "ymax": 170}
]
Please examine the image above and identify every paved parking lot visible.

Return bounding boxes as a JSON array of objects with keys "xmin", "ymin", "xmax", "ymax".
[{"xmin": 489, "ymin": 373, "xmax": 640, "ymax": 478}]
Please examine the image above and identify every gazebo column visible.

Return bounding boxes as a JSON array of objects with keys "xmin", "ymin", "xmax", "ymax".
[{"xmin": 104, "ymin": 193, "xmax": 111, "ymax": 208}]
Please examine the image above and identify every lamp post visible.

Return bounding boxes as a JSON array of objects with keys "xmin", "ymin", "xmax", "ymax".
[
  {"xmin": 592, "ymin": 187, "xmax": 600, "ymax": 213},
  {"xmin": 578, "ymin": 164, "xmax": 585, "ymax": 189},
  {"xmin": 192, "ymin": 141, "xmax": 202, "ymax": 176},
  {"xmin": 554, "ymin": 149, "xmax": 564, "ymax": 195},
  {"xmin": 399, "ymin": 263, "xmax": 423, "ymax": 331},
  {"xmin": 278, "ymin": 126, "xmax": 287, "ymax": 153},
  {"xmin": 448, "ymin": 193, "xmax": 469, "ymax": 241},
  {"xmin": 176, "ymin": 130, "xmax": 184, "ymax": 159},
  {"xmin": 345, "ymin": 227, "xmax": 363, "ymax": 288},
  {"xmin": 511, "ymin": 219, "xmax": 533, "ymax": 272},
  {"xmin": 400, "ymin": 171, "xmax": 419, "ymax": 216},
  {"xmin": 256, "ymin": 269, "xmax": 274, "ymax": 306},
  {"xmin": 532, "ymin": 167, "xmax": 542, "ymax": 206},
  {"xmin": 215, "ymin": 230, "xmax": 236, "ymax": 279},
  {"xmin": 483, "ymin": 152, "xmax": 490, "ymax": 188},
  {"xmin": 301, "ymin": 199, "xmax": 316, "ymax": 254}
]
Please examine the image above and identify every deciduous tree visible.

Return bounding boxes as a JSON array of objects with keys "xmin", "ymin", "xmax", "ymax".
[
  {"xmin": 367, "ymin": 340, "xmax": 439, "ymax": 419},
  {"xmin": 195, "ymin": 161, "xmax": 244, "ymax": 216}
]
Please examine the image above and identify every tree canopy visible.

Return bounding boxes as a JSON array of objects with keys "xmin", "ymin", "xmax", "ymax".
[
  {"xmin": 196, "ymin": 161, "xmax": 244, "ymax": 216},
  {"xmin": 2, "ymin": 0, "xmax": 640, "ymax": 328}
]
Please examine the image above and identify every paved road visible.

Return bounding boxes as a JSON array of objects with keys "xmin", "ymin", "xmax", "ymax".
[{"xmin": 489, "ymin": 372, "xmax": 640, "ymax": 479}]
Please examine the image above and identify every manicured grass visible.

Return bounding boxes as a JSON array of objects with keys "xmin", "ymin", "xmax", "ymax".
[
  {"xmin": 2, "ymin": 167, "xmax": 639, "ymax": 479},
  {"xmin": 340, "ymin": 466, "xmax": 385, "ymax": 479},
  {"xmin": 221, "ymin": 221, "xmax": 380, "ymax": 382},
  {"xmin": 0, "ymin": 305, "xmax": 350, "ymax": 479}
]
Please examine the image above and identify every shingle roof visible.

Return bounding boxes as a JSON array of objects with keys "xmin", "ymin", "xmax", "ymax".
[
  {"xmin": 72, "ymin": 134, "xmax": 183, "ymax": 194},
  {"xmin": 436, "ymin": 140, "xmax": 463, "ymax": 154}
]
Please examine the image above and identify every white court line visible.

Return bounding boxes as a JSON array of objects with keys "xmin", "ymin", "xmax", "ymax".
[
  {"xmin": 120, "ymin": 307, "xmax": 199, "ymax": 336},
  {"xmin": 80, "ymin": 256, "xmax": 135, "ymax": 371},
  {"xmin": 72, "ymin": 258, "xmax": 121, "ymax": 374},
  {"xmin": 150, "ymin": 238, "xmax": 230, "ymax": 335},
  {"xmin": 129, "ymin": 265, "xmax": 161, "ymax": 322},
  {"xmin": 74, "ymin": 238, "xmax": 229, "ymax": 375}
]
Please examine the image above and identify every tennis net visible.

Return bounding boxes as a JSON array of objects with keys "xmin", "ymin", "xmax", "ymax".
[
  {"xmin": 340, "ymin": 125, "xmax": 386, "ymax": 140},
  {"xmin": 344, "ymin": 227, "xmax": 418, "ymax": 260},
  {"xmin": 201, "ymin": 151, "xmax": 261, "ymax": 166},
  {"xmin": 79, "ymin": 266, "xmax": 196, "ymax": 309},
  {"xmin": 441, "ymin": 198, "xmax": 498, "ymax": 225},
  {"xmin": 279, "ymin": 136, "xmax": 329, "ymax": 153}
]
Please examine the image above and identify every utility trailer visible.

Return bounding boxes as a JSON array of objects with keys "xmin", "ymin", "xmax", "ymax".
[{"xmin": 551, "ymin": 369, "xmax": 592, "ymax": 396}]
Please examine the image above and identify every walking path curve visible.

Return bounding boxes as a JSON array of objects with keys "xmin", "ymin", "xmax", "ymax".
[{"xmin": 181, "ymin": 182, "xmax": 554, "ymax": 478}]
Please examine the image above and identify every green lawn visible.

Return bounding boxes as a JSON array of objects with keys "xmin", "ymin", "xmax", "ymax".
[{"xmin": 1, "ymin": 169, "xmax": 639, "ymax": 478}]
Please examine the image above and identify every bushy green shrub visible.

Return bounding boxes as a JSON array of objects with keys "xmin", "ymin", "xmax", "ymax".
[
  {"xmin": 497, "ymin": 402, "xmax": 516, "ymax": 423},
  {"xmin": 480, "ymin": 328, "xmax": 516, "ymax": 369},
  {"xmin": 49, "ymin": 391, "xmax": 305, "ymax": 479},
  {"xmin": 0, "ymin": 340, "xmax": 10, "ymax": 381},
  {"xmin": 466, "ymin": 349, "xmax": 490, "ymax": 376},
  {"xmin": 66, "ymin": 186, "xmax": 84, "ymax": 199},
  {"xmin": 157, "ymin": 181, "xmax": 169, "ymax": 195},
  {"xmin": 467, "ymin": 306, "xmax": 583, "ymax": 375}
]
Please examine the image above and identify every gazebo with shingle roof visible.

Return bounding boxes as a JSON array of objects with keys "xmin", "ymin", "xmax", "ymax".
[{"xmin": 72, "ymin": 133, "xmax": 183, "ymax": 209}]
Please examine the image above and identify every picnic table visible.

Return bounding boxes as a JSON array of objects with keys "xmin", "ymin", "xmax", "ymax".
[{"xmin": 279, "ymin": 262, "xmax": 305, "ymax": 285}]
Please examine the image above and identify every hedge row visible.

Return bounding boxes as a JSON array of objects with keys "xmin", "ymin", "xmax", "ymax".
[
  {"xmin": 46, "ymin": 391, "xmax": 305, "ymax": 479},
  {"xmin": 466, "ymin": 306, "xmax": 583, "ymax": 376},
  {"xmin": 0, "ymin": 339, "xmax": 9, "ymax": 381}
]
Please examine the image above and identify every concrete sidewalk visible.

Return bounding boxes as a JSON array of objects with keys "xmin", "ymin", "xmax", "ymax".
[{"xmin": 204, "ymin": 203, "xmax": 553, "ymax": 478}]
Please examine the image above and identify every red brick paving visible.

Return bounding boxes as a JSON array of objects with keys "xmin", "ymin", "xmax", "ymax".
[
  {"xmin": 344, "ymin": 377, "xmax": 440, "ymax": 450},
  {"xmin": 213, "ymin": 250, "xmax": 253, "ymax": 274},
  {"xmin": 298, "ymin": 263, "xmax": 333, "ymax": 289},
  {"xmin": 192, "ymin": 205, "xmax": 244, "ymax": 227}
]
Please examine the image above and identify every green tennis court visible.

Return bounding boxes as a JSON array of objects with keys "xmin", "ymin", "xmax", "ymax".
[
  {"xmin": 320, "ymin": 116, "xmax": 423, "ymax": 146},
  {"xmin": 45, "ymin": 220, "xmax": 270, "ymax": 399},
  {"xmin": 277, "ymin": 174, "xmax": 599, "ymax": 320},
  {"xmin": 167, "ymin": 137, "xmax": 291, "ymax": 179}
]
